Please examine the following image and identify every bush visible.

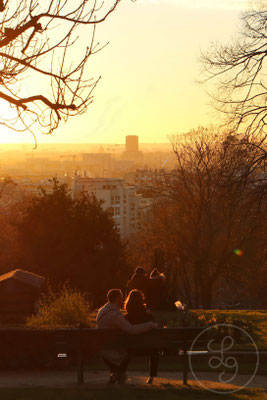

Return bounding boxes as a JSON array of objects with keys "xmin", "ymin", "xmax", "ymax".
[
  {"xmin": 27, "ymin": 285, "xmax": 92, "ymax": 329},
  {"xmin": 198, "ymin": 314, "xmax": 262, "ymax": 345},
  {"xmin": 152, "ymin": 310, "xmax": 262, "ymax": 345}
]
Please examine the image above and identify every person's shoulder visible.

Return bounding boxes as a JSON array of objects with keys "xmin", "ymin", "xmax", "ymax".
[
  {"xmin": 111, "ymin": 307, "xmax": 125, "ymax": 321},
  {"xmin": 97, "ymin": 303, "xmax": 119, "ymax": 320},
  {"xmin": 96, "ymin": 303, "xmax": 107, "ymax": 318}
]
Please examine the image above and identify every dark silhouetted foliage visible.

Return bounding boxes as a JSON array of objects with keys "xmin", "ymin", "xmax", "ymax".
[{"xmin": 17, "ymin": 179, "xmax": 129, "ymax": 306}]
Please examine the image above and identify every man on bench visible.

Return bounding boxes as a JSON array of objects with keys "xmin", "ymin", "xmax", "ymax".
[{"xmin": 96, "ymin": 289, "xmax": 157, "ymax": 384}]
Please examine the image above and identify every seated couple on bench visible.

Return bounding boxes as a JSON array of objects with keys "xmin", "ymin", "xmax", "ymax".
[{"xmin": 96, "ymin": 288, "xmax": 158, "ymax": 385}]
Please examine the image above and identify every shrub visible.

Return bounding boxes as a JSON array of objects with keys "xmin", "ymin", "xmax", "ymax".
[
  {"xmin": 27, "ymin": 285, "xmax": 92, "ymax": 329},
  {"xmin": 153, "ymin": 310, "xmax": 262, "ymax": 345},
  {"xmin": 189, "ymin": 312, "xmax": 262, "ymax": 344}
]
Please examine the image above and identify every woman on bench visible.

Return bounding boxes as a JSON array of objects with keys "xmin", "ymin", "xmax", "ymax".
[
  {"xmin": 124, "ymin": 289, "xmax": 159, "ymax": 384},
  {"xmin": 96, "ymin": 289, "xmax": 157, "ymax": 384}
]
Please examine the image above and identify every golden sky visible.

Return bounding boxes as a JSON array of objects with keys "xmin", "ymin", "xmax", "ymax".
[{"xmin": 0, "ymin": 0, "xmax": 251, "ymax": 144}]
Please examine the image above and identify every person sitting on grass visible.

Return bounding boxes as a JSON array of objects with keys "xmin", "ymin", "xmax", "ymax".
[
  {"xmin": 96, "ymin": 289, "xmax": 157, "ymax": 385},
  {"xmin": 124, "ymin": 289, "xmax": 159, "ymax": 384}
]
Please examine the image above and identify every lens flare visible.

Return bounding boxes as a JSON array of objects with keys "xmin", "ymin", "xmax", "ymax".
[{"xmin": 233, "ymin": 248, "xmax": 244, "ymax": 256}]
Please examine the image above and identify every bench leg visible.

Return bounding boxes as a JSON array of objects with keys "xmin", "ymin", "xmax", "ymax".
[
  {"xmin": 77, "ymin": 334, "xmax": 84, "ymax": 385},
  {"xmin": 183, "ymin": 346, "xmax": 189, "ymax": 385},
  {"xmin": 77, "ymin": 355, "xmax": 84, "ymax": 385}
]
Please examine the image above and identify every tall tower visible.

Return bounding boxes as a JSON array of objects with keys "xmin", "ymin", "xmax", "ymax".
[{"xmin": 126, "ymin": 135, "xmax": 139, "ymax": 152}]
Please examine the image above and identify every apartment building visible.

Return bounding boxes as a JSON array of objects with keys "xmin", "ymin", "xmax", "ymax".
[{"xmin": 73, "ymin": 177, "xmax": 152, "ymax": 239}]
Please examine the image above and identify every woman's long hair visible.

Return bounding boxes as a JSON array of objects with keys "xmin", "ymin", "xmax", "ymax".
[{"xmin": 124, "ymin": 289, "xmax": 145, "ymax": 314}]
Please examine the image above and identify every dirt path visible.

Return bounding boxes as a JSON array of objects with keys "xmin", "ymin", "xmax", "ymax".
[{"xmin": 0, "ymin": 370, "xmax": 266, "ymax": 391}]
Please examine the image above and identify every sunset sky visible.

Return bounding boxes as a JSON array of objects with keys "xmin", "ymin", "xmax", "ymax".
[{"xmin": 0, "ymin": 0, "xmax": 252, "ymax": 145}]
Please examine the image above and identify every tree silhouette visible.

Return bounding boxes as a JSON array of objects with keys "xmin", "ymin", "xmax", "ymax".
[
  {"xmin": 201, "ymin": 4, "xmax": 266, "ymax": 144},
  {"xmin": 16, "ymin": 179, "xmax": 129, "ymax": 305},
  {"xmin": 0, "ymin": 0, "xmax": 121, "ymax": 140},
  {"xmin": 135, "ymin": 128, "xmax": 267, "ymax": 308}
]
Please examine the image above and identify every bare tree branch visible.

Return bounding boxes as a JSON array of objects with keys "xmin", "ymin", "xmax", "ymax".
[
  {"xmin": 0, "ymin": 0, "xmax": 122, "ymax": 139},
  {"xmin": 141, "ymin": 127, "xmax": 267, "ymax": 307},
  {"xmin": 200, "ymin": 4, "xmax": 267, "ymax": 144}
]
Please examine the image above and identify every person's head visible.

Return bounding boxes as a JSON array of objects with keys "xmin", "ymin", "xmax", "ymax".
[
  {"xmin": 135, "ymin": 266, "xmax": 146, "ymax": 275},
  {"xmin": 124, "ymin": 289, "xmax": 145, "ymax": 313},
  {"xmin": 150, "ymin": 268, "xmax": 160, "ymax": 278},
  {"xmin": 107, "ymin": 289, "xmax": 123, "ymax": 308}
]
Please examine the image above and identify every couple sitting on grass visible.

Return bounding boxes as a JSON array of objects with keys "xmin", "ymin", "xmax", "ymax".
[{"xmin": 96, "ymin": 288, "xmax": 158, "ymax": 385}]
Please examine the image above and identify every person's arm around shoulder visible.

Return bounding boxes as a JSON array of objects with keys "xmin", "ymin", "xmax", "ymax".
[{"xmin": 115, "ymin": 310, "xmax": 157, "ymax": 334}]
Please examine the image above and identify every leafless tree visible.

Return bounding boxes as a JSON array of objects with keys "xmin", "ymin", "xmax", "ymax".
[
  {"xmin": 0, "ymin": 0, "xmax": 122, "ymax": 142},
  {"xmin": 139, "ymin": 127, "xmax": 267, "ymax": 308},
  {"xmin": 201, "ymin": 3, "xmax": 267, "ymax": 146}
]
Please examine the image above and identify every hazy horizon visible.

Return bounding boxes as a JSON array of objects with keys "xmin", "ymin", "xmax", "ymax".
[{"xmin": 0, "ymin": 141, "xmax": 172, "ymax": 156}]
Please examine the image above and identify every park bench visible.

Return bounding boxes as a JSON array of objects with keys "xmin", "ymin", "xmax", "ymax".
[
  {"xmin": 74, "ymin": 327, "xmax": 207, "ymax": 385},
  {"xmin": 0, "ymin": 327, "xmax": 206, "ymax": 385}
]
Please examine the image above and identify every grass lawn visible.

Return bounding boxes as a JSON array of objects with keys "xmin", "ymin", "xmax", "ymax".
[{"xmin": 0, "ymin": 386, "xmax": 266, "ymax": 400}]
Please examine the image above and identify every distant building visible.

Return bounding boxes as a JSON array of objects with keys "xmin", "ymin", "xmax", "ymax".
[
  {"xmin": 125, "ymin": 168, "xmax": 167, "ymax": 187},
  {"xmin": 98, "ymin": 146, "xmax": 105, "ymax": 154},
  {"xmin": 73, "ymin": 177, "xmax": 152, "ymax": 238},
  {"xmin": 15, "ymin": 178, "xmax": 55, "ymax": 196},
  {"xmin": 122, "ymin": 135, "xmax": 143, "ymax": 163},
  {"xmin": 0, "ymin": 269, "xmax": 45, "ymax": 322},
  {"xmin": 82, "ymin": 153, "xmax": 111, "ymax": 176},
  {"xmin": 126, "ymin": 135, "xmax": 139, "ymax": 152}
]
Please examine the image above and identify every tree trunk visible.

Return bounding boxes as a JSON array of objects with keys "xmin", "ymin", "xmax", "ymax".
[
  {"xmin": 200, "ymin": 284, "xmax": 213, "ymax": 309},
  {"xmin": 194, "ymin": 271, "xmax": 200, "ymax": 308}
]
